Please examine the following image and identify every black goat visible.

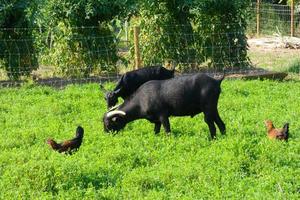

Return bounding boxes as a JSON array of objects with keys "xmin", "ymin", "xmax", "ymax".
[
  {"xmin": 100, "ymin": 66, "xmax": 174, "ymax": 108},
  {"xmin": 103, "ymin": 73, "xmax": 226, "ymax": 139}
]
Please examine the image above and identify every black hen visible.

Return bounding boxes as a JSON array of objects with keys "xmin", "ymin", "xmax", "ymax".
[
  {"xmin": 47, "ymin": 126, "xmax": 84, "ymax": 154},
  {"xmin": 276, "ymin": 123, "xmax": 289, "ymax": 141}
]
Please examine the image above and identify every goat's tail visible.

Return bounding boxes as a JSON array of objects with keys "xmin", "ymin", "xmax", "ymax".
[{"xmin": 217, "ymin": 70, "xmax": 226, "ymax": 84}]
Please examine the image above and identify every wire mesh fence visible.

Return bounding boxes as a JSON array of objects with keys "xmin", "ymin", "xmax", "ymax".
[
  {"xmin": 0, "ymin": 19, "xmax": 299, "ymax": 88},
  {"xmin": 247, "ymin": 1, "xmax": 300, "ymax": 37}
]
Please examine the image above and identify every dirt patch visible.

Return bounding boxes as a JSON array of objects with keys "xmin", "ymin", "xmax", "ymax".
[
  {"xmin": 0, "ymin": 70, "xmax": 289, "ymax": 88},
  {"xmin": 227, "ymin": 71, "xmax": 288, "ymax": 80},
  {"xmin": 248, "ymin": 36, "xmax": 300, "ymax": 49}
]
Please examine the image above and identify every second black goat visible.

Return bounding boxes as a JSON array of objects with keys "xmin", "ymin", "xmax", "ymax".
[{"xmin": 100, "ymin": 66, "xmax": 174, "ymax": 108}]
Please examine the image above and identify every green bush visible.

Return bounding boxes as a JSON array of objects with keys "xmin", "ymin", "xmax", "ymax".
[
  {"xmin": 36, "ymin": 22, "xmax": 119, "ymax": 78},
  {"xmin": 128, "ymin": 0, "xmax": 250, "ymax": 71},
  {"xmin": 129, "ymin": 0, "xmax": 195, "ymax": 69},
  {"xmin": 0, "ymin": 0, "xmax": 272, "ymax": 78},
  {"xmin": 34, "ymin": 0, "xmax": 134, "ymax": 77},
  {"xmin": 0, "ymin": 0, "xmax": 38, "ymax": 80},
  {"xmin": 193, "ymin": 0, "xmax": 250, "ymax": 69}
]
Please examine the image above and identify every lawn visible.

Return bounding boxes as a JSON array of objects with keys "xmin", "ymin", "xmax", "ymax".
[{"xmin": 0, "ymin": 80, "xmax": 299, "ymax": 199}]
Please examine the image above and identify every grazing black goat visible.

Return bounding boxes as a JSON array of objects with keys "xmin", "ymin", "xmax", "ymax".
[
  {"xmin": 103, "ymin": 73, "xmax": 226, "ymax": 139},
  {"xmin": 100, "ymin": 66, "xmax": 174, "ymax": 108}
]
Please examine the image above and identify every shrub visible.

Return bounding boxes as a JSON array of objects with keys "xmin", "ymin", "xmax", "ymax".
[
  {"xmin": 34, "ymin": 0, "xmax": 135, "ymax": 77},
  {"xmin": 0, "ymin": 0, "xmax": 38, "ymax": 80},
  {"xmin": 128, "ymin": 0, "xmax": 250, "ymax": 71}
]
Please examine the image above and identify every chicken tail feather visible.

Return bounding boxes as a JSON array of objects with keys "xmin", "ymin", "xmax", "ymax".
[{"xmin": 282, "ymin": 123, "xmax": 289, "ymax": 141}]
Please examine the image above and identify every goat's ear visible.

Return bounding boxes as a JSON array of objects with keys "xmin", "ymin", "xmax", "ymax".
[
  {"xmin": 99, "ymin": 84, "xmax": 107, "ymax": 93},
  {"xmin": 113, "ymin": 88, "xmax": 121, "ymax": 94}
]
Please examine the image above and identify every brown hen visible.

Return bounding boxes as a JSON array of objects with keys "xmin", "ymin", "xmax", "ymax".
[
  {"xmin": 47, "ymin": 126, "xmax": 84, "ymax": 154},
  {"xmin": 264, "ymin": 120, "xmax": 289, "ymax": 141}
]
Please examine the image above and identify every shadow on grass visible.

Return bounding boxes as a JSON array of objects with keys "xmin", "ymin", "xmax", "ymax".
[
  {"xmin": 169, "ymin": 129, "xmax": 197, "ymax": 138},
  {"xmin": 170, "ymin": 128, "xmax": 227, "ymax": 141}
]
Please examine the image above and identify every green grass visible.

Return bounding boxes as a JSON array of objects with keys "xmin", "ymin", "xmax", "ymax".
[{"xmin": 0, "ymin": 80, "xmax": 299, "ymax": 199}]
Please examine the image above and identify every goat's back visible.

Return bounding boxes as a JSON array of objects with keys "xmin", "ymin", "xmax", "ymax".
[
  {"xmin": 128, "ymin": 73, "xmax": 222, "ymax": 116},
  {"xmin": 117, "ymin": 66, "xmax": 174, "ymax": 97}
]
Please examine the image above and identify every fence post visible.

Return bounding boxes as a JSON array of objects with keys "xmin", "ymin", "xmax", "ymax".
[
  {"xmin": 291, "ymin": 0, "xmax": 294, "ymax": 37},
  {"xmin": 134, "ymin": 26, "xmax": 141, "ymax": 69},
  {"xmin": 256, "ymin": 0, "xmax": 260, "ymax": 36}
]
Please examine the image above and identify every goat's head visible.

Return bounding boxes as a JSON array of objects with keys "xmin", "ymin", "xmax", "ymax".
[
  {"xmin": 105, "ymin": 91, "xmax": 119, "ymax": 108},
  {"xmin": 158, "ymin": 67, "xmax": 175, "ymax": 79},
  {"xmin": 105, "ymin": 87, "xmax": 122, "ymax": 108},
  {"xmin": 100, "ymin": 84, "xmax": 120, "ymax": 108},
  {"xmin": 103, "ymin": 110, "xmax": 127, "ymax": 132}
]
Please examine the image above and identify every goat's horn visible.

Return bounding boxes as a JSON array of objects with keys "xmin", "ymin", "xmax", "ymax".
[
  {"xmin": 108, "ymin": 104, "xmax": 121, "ymax": 112},
  {"xmin": 106, "ymin": 110, "xmax": 126, "ymax": 118}
]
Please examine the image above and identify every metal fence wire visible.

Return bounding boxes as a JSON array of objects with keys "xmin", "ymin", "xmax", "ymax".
[
  {"xmin": 0, "ymin": 3, "xmax": 300, "ymax": 88},
  {"xmin": 248, "ymin": 1, "xmax": 300, "ymax": 37}
]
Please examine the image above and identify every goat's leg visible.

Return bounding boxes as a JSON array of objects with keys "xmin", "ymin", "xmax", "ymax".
[
  {"xmin": 204, "ymin": 112, "xmax": 217, "ymax": 139},
  {"xmin": 215, "ymin": 110, "xmax": 226, "ymax": 135},
  {"xmin": 160, "ymin": 116, "xmax": 171, "ymax": 134},
  {"xmin": 154, "ymin": 122, "xmax": 161, "ymax": 134}
]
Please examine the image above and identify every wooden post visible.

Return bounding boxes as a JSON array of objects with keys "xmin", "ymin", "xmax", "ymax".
[
  {"xmin": 291, "ymin": 0, "xmax": 294, "ymax": 37},
  {"xmin": 134, "ymin": 26, "xmax": 141, "ymax": 69},
  {"xmin": 256, "ymin": 0, "xmax": 260, "ymax": 36},
  {"xmin": 125, "ymin": 21, "xmax": 128, "ymax": 41}
]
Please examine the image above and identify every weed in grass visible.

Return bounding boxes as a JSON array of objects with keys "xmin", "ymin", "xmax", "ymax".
[{"xmin": 286, "ymin": 59, "xmax": 300, "ymax": 74}]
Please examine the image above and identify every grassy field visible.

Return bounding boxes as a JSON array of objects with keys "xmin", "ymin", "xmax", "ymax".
[
  {"xmin": 248, "ymin": 48, "xmax": 300, "ymax": 73},
  {"xmin": 0, "ymin": 80, "xmax": 299, "ymax": 199}
]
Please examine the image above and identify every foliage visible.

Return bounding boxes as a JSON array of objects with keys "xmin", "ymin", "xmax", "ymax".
[
  {"xmin": 129, "ymin": 0, "xmax": 251, "ymax": 70},
  {"xmin": 0, "ymin": 0, "xmax": 38, "ymax": 80},
  {"xmin": 0, "ymin": 0, "xmax": 254, "ymax": 77},
  {"xmin": 129, "ymin": 0, "xmax": 196, "ymax": 69},
  {"xmin": 36, "ymin": 22, "xmax": 119, "ymax": 77},
  {"xmin": 0, "ymin": 80, "xmax": 299, "ymax": 198},
  {"xmin": 281, "ymin": 0, "xmax": 300, "ymax": 5},
  {"xmin": 192, "ymin": 0, "xmax": 250, "ymax": 69},
  {"xmin": 249, "ymin": 1, "xmax": 300, "ymax": 37},
  {"xmin": 33, "ymin": 0, "xmax": 135, "ymax": 77}
]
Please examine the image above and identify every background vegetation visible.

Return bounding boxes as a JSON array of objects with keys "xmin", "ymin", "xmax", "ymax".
[
  {"xmin": 0, "ymin": 0, "xmax": 252, "ymax": 80},
  {"xmin": 1, "ymin": 0, "xmax": 299, "ymax": 80},
  {"xmin": 0, "ymin": 0, "xmax": 38, "ymax": 80},
  {"xmin": 0, "ymin": 80, "xmax": 299, "ymax": 198},
  {"xmin": 131, "ymin": 0, "xmax": 250, "ymax": 70}
]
